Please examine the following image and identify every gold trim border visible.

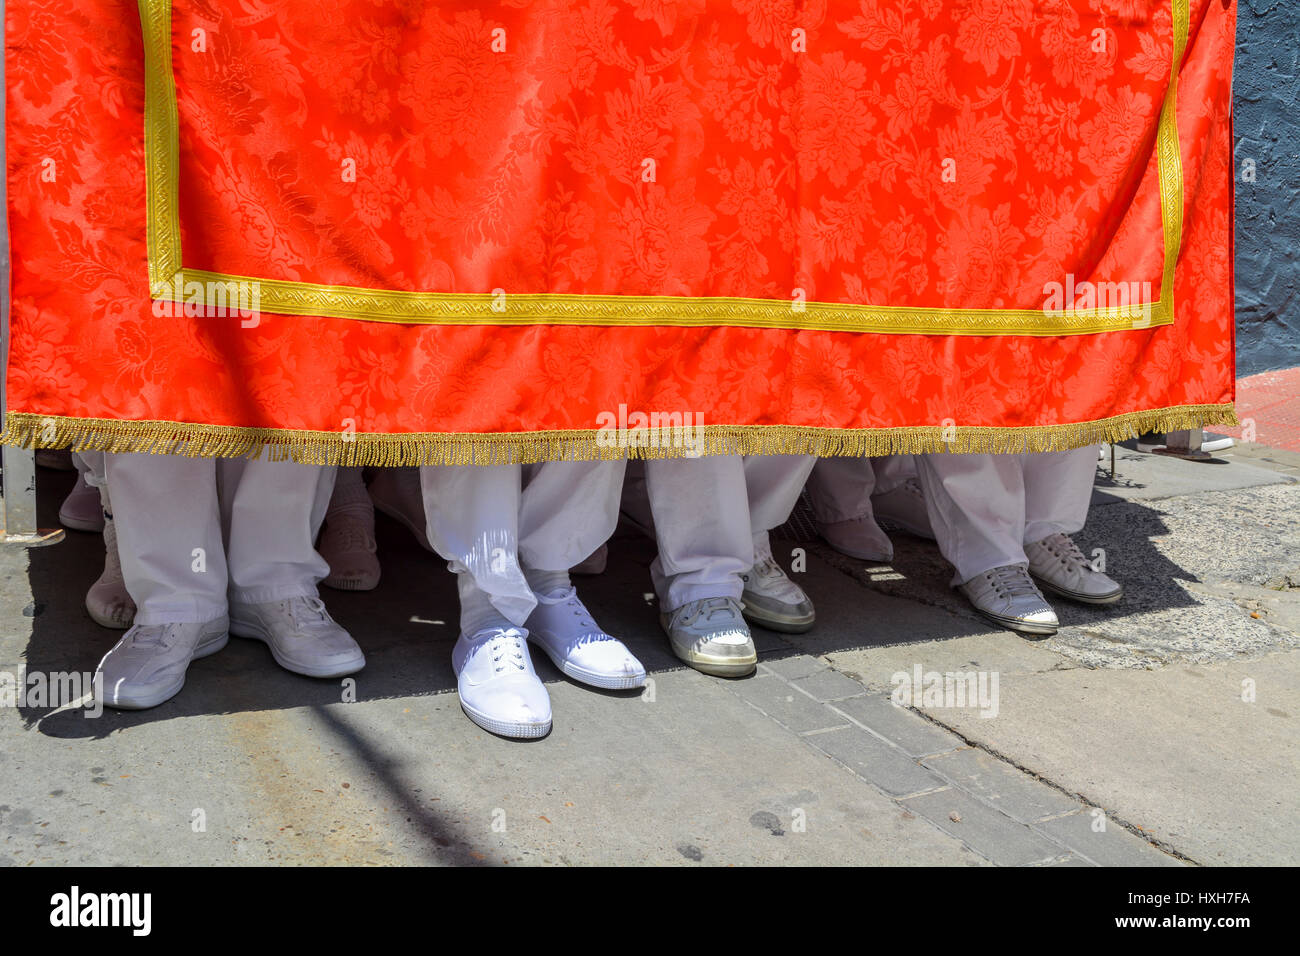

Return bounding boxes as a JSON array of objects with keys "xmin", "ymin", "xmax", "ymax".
[
  {"xmin": 137, "ymin": 0, "xmax": 1188, "ymax": 336},
  {"xmin": 3, "ymin": 405, "xmax": 1238, "ymax": 467}
]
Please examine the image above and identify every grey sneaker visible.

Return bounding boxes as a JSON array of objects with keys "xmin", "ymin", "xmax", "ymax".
[
  {"xmin": 660, "ymin": 597, "xmax": 757, "ymax": 677},
  {"xmin": 96, "ymin": 617, "xmax": 229, "ymax": 710},
  {"xmin": 740, "ymin": 546, "xmax": 815, "ymax": 633},
  {"xmin": 959, "ymin": 564, "xmax": 1059, "ymax": 635},
  {"xmin": 230, "ymin": 595, "xmax": 365, "ymax": 678},
  {"xmin": 1025, "ymin": 533, "xmax": 1123, "ymax": 605},
  {"xmin": 872, "ymin": 478, "xmax": 935, "ymax": 540}
]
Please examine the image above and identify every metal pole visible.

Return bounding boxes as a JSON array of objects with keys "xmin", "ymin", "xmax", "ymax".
[{"xmin": 0, "ymin": 0, "xmax": 64, "ymax": 547}]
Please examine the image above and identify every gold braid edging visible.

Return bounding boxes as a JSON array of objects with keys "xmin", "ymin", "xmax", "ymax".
[{"xmin": 1, "ymin": 405, "xmax": 1238, "ymax": 467}]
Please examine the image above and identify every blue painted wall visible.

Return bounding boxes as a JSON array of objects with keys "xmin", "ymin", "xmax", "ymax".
[{"xmin": 1235, "ymin": 0, "xmax": 1300, "ymax": 376}]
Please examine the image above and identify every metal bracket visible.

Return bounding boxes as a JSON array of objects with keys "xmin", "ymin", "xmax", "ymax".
[{"xmin": 1, "ymin": 445, "xmax": 65, "ymax": 546}]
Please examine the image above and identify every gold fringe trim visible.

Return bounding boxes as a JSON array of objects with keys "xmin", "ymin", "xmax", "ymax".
[{"xmin": 1, "ymin": 405, "xmax": 1238, "ymax": 467}]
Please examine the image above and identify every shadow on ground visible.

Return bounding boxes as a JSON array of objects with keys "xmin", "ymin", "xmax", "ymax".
[{"xmin": 20, "ymin": 465, "xmax": 1204, "ymax": 741}]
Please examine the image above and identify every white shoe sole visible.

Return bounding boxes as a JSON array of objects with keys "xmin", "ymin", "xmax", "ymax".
[
  {"xmin": 972, "ymin": 607, "xmax": 1058, "ymax": 636},
  {"xmin": 322, "ymin": 571, "xmax": 380, "ymax": 592},
  {"xmin": 740, "ymin": 602, "xmax": 815, "ymax": 634},
  {"xmin": 59, "ymin": 509, "xmax": 105, "ymax": 533},
  {"xmin": 229, "ymin": 619, "xmax": 365, "ymax": 678},
  {"xmin": 659, "ymin": 614, "xmax": 757, "ymax": 677},
  {"xmin": 459, "ymin": 700, "xmax": 552, "ymax": 739},
  {"xmin": 529, "ymin": 638, "xmax": 646, "ymax": 690},
  {"xmin": 100, "ymin": 630, "xmax": 228, "ymax": 710},
  {"xmin": 1034, "ymin": 575, "xmax": 1124, "ymax": 606}
]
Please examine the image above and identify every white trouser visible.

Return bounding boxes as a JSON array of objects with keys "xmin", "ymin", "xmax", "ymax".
[
  {"xmin": 805, "ymin": 454, "xmax": 918, "ymax": 524},
  {"xmin": 914, "ymin": 448, "xmax": 1098, "ymax": 586},
  {"xmin": 419, "ymin": 460, "xmax": 627, "ymax": 629},
  {"xmin": 646, "ymin": 454, "xmax": 815, "ymax": 610},
  {"xmin": 218, "ymin": 455, "xmax": 335, "ymax": 605},
  {"xmin": 104, "ymin": 452, "xmax": 336, "ymax": 625}
]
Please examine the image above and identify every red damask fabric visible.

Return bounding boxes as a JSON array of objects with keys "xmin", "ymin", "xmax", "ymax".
[{"xmin": 3, "ymin": 1, "xmax": 1235, "ymax": 457}]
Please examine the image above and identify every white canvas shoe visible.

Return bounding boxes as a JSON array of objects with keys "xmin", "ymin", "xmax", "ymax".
[
  {"xmin": 959, "ymin": 564, "xmax": 1060, "ymax": 635},
  {"xmin": 872, "ymin": 478, "xmax": 935, "ymax": 540},
  {"xmin": 320, "ymin": 516, "xmax": 380, "ymax": 591},
  {"xmin": 86, "ymin": 515, "xmax": 136, "ymax": 629},
  {"xmin": 526, "ymin": 587, "xmax": 645, "ymax": 689},
  {"xmin": 96, "ymin": 617, "xmax": 229, "ymax": 710},
  {"xmin": 817, "ymin": 514, "xmax": 893, "ymax": 562},
  {"xmin": 453, "ymin": 627, "xmax": 552, "ymax": 738},
  {"xmin": 740, "ymin": 542, "xmax": 815, "ymax": 633},
  {"xmin": 660, "ymin": 597, "xmax": 757, "ymax": 677},
  {"xmin": 1025, "ymin": 532, "xmax": 1123, "ymax": 605},
  {"xmin": 229, "ymin": 595, "xmax": 365, "ymax": 678},
  {"xmin": 59, "ymin": 473, "xmax": 105, "ymax": 532}
]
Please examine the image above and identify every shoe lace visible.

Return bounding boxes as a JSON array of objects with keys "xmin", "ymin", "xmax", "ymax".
[
  {"xmin": 985, "ymin": 564, "xmax": 1041, "ymax": 600},
  {"xmin": 748, "ymin": 554, "xmax": 785, "ymax": 582},
  {"xmin": 903, "ymin": 478, "xmax": 924, "ymax": 499},
  {"xmin": 127, "ymin": 624, "xmax": 175, "ymax": 649},
  {"xmin": 485, "ymin": 630, "xmax": 528, "ymax": 674},
  {"xmin": 679, "ymin": 597, "xmax": 741, "ymax": 627},
  {"xmin": 287, "ymin": 596, "xmax": 333, "ymax": 629},
  {"xmin": 1040, "ymin": 533, "xmax": 1088, "ymax": 569}
]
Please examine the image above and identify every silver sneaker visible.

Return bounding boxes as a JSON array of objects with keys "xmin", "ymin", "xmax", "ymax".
[
  {"xmin": 96, "ymin": 617, "xmax": 229, "ymax": 710},
  {"xmin": 230, "ymin": 595, "xmax": 365, "ymax": 678},
  {"xmin": 959, "ymin": 564, "xmax": 1059, "ymax": 635},
  {"xmin": 740, "ymin": 546, "xmax": 815, "ymax": 633},
  {"xmin": 872, "ymin": 478, "xmax": 935, "ymax": 540},
  {"xmin": 1025, "ymin": 533, "xmax": 1123, "ymax": 605},
  {"xmin": 660, "ymin": 597, "xmax": 757, "ymax": 677}
]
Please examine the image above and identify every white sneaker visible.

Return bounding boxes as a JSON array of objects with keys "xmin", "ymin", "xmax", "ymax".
[
  {"xmin": 872, "ymin": 478, "xmax": 935, "ymax": 540},
  {"xmin": 96, "ymin": 617, "xmax": 229, "ymax": 710},
  {"xmin": 960, "ymin": 564, "xmax": 1059, "ymax": 635},
  {"xmin": 229, "ymin": 595, "xmax": 365, "ymax": 678},
  {"xmin": 660, "ymin": 597, "xmax": 757, "ymax": 677},
  {"xmin": 59, "ymin": 473, "xmax": 104, "ymax": 532},
  {"xmin": 86, "ymin": 515, "xmax": 136, "ymax": 629},
  {"xmin": 740, "ymin": 543, "xmax": 815, "ymax": 633},
  {"xmin": 571, "ymin": 542, "xmax": 608, "ymax": 576},
  {"xmin": 454, "ymin": 627, "xmax": 552, "ymax": 738},
  {"xmin": 816, "ymin": 514, "xmax": 893, "ymax": 562},
  {"xmin": 1025, "ymin": 532, "xmax": 1123, "ymax": 605},
  {"xmin": 368, "ymin": 469, "xmax": 434, "ymax": 552},
  {"xmin": 526, "ymin": 587, "xmax": 645, "ymax": 689},
  {"xmin": 320, "ymin": 517, "xmax": 380, "ymax": 591}
]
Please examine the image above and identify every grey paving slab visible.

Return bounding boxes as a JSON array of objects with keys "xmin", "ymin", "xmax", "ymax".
[
  {"xmin": 759, "ymin": 654, "xmax": 829, "ymax": 682},
  {"xmin": 900, "ymin": 788, "xmax": 1065, "ymax": 867},
  {"xmin": 923, "ymin": 748, "xmax": 1083, "ymax": 823},
  {"xmin": 725, "ymin": 675, "xmax": 848, "ymax": 734},
  {"xmin": 807, "ymin": 726, "xmax": 946, "ymax": 798},
  {"xmin": 1034, "ymin": 811, "xmax": 1184, "ymax": 867},
  {"xmin": 829, "ymin": 694, "xmax": 964, "ymax": 757},
  {"xmin": 788, "ymin": 669, "xmax": 868, "ymax": 702}
]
